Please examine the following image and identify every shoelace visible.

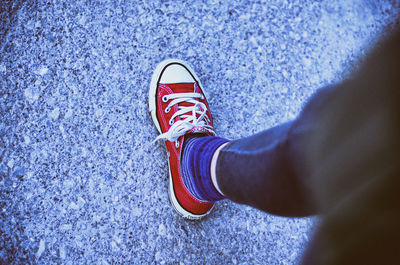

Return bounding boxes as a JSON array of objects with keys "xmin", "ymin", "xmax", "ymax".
[{"xmin": 154, "ymin": 92, "xmax": 214, "ymax": 145}]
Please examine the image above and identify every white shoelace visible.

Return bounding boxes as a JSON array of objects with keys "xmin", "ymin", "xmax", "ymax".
[{"xmin": 154, "ymin": 92, "xmax": 214, "ymax": 144}]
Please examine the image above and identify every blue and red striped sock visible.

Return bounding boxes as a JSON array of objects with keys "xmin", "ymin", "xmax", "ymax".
[{"xmin": 180, "ymin": 134, "xmax": 230, "ymax": 202}]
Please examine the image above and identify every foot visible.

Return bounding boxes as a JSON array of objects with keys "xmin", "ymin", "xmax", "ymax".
[{"xmin": 149, "ymin": 59, "xmax": 215, "ymax": 219}]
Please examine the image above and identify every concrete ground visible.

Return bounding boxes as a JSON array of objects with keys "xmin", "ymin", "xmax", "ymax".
[{"xmin": 0, "ymin": 0, "xmax": 398, "ymax": 264}]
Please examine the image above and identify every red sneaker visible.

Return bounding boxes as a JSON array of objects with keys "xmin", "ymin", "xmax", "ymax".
[{"xmin": 149, "ymin": 59, "xmax": 215, "ymax": 219}]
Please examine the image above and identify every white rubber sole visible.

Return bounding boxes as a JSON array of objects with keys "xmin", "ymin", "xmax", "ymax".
[{"xmin": 149, "ymin": 59, "xmax": 213, "ymax": 220}]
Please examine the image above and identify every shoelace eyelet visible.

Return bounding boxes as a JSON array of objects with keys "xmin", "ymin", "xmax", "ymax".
[
  {"xmin": 165, "ymin": 107, "xmax": 171, "ymax": 113},
  {"xmin": 169, "ymin": 118, "xmax": 174, "ymax": 126},
  {"xmin": 175, "ymin": 141, "xmax": 180, "ymax": 148},
  {"xmin": 162, "ymin": 95, "xmax": 169, "ymax": 103}
]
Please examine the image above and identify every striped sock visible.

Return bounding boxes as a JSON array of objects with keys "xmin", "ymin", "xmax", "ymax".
[{"xmin": 180, "ymin": 134, "xmax": 230, "ymax": 202}]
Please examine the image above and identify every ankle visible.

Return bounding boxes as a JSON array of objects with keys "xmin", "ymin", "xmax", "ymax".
[
  {"xmin": 211, "ymin": 142, "xmax": 229, "ymax": 197},
  {"xmin": 180, "ymin": 135, "xmax": 229, "ymax": 202}
]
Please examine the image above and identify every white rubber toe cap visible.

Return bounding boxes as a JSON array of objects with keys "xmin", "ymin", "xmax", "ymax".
[{"xmin": 159, "ymin": 63, "xmax": 196, "ymax": 84}]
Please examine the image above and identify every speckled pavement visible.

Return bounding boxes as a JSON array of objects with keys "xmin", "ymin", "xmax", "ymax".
[{"xmin": 1, "ymin": 0, "xmax": 398, "ymax": 264}]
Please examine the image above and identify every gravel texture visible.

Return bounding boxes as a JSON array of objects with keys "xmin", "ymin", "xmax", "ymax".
[{"xmin": 1, "ymin": 0, "xmax": 398, "ymax": 264}]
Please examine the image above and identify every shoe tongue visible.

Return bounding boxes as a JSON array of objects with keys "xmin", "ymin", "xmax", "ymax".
[
  {"xmin": 165, "ymin": 83, "xmax": 195, "ymax": 93},
  {"xmin": 164, "ymin": 82, "xmax": 199, "ymax": 110},
  {"xmin": 187, "ymin": 126, "xmax": 215, "ymax": 136}
]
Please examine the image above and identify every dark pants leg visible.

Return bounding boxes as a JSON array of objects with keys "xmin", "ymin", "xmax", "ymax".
[
  {"xmin": 216, "ymin": 84, "xmax": 337, "ymax": 217},
  {"xmin": 216, "ymin": 30, "xmax": 400, "ymax": 264}
]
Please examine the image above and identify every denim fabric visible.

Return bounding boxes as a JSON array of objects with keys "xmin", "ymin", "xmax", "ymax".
[
  {"xmin": 215, "ymin": 84, "xmax": 338, "ymax": 217},
  {"xmin": 215, "ymin": 29, "xmax": 400, "ymax": 265}
]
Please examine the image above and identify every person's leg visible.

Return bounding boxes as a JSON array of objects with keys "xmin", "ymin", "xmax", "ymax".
[
  {"xmin": 215, "ymin": 30, "xmax": 400, "ymax": 264},
  {"xmin": 215, "ymin": 84, "xmax": 337, "ymax": 217},
  {"xmin": 178, "ymin": 82, "xmax": 339, "ymax": 218},
  {"xmin": 149, "ymin": 58, "xmax": 325, "ymax": 219},
  {"xmin": 148, "ymin": 57, "xmax": 323, "ymax": 218},
  {"xmin": 150, "ymin": 29, "xmax": 399, "ymax": 262}
]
